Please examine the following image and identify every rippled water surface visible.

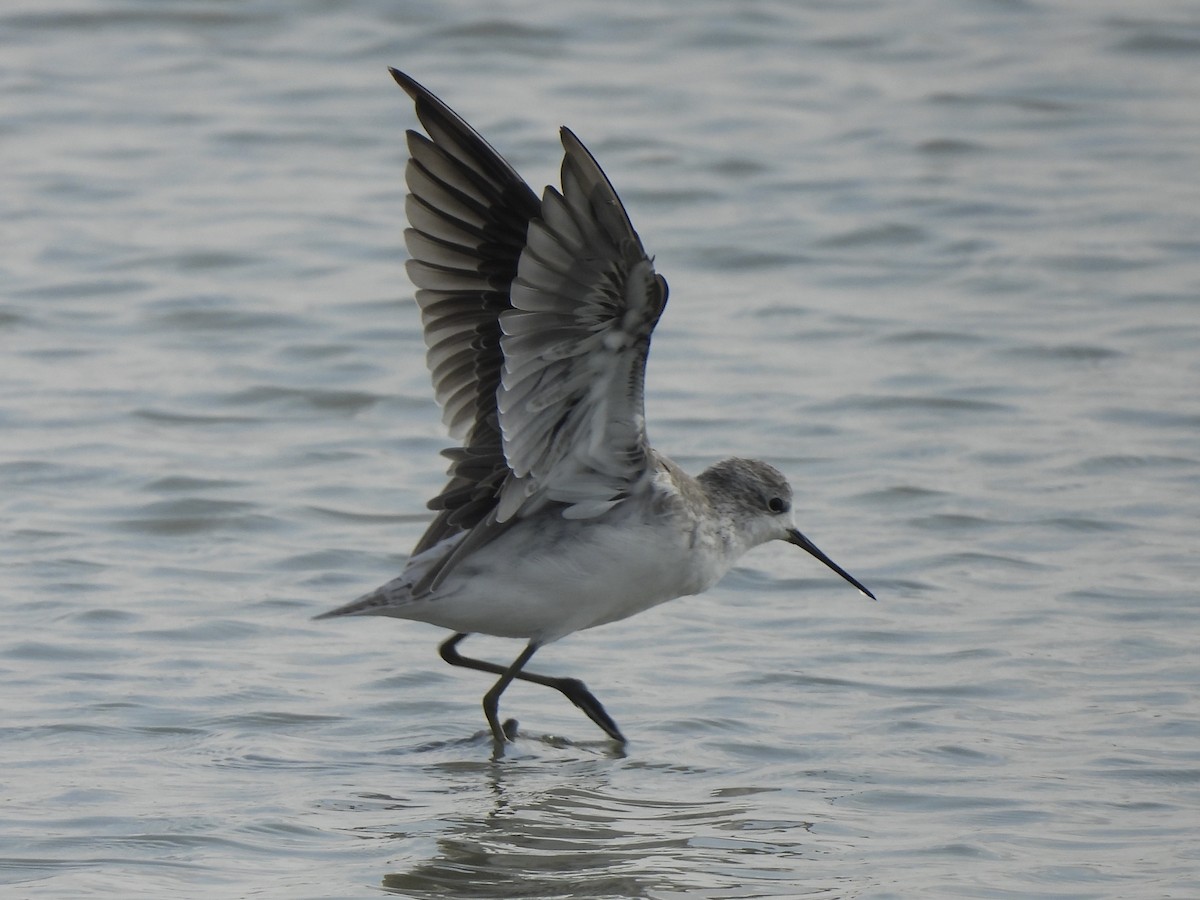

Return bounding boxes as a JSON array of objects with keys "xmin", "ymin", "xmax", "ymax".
[{"xmin": 4, "ymin": 1, "xmax": 1200, "ymax": 897}]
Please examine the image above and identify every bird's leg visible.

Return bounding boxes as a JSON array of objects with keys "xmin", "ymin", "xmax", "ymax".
[
  {"xmin": 547, "ymin": 677, "xmax": 626, "ymax": 743},
  {"xmin": 439, "ymin": 633, "xmax": 627, "ymax": 742},
  {"xmin": 481, "ymin": 641, "xmax": 539, "ymax": 744}
]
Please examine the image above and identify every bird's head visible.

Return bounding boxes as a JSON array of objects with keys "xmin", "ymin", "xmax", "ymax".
[{"xmin": 698, "ymin": 457, "xmax": 876, "ymax": 600}]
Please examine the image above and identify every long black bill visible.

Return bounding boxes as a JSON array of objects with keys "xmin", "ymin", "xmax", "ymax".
[{"xmin": 787, "ymin": 528, "xmax": 877, "ymax": 600}]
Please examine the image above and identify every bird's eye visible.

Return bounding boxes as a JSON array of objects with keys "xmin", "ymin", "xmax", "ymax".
[{"xmin": 767, "ymin": 497, "xmax": 788, "ymax": 514}]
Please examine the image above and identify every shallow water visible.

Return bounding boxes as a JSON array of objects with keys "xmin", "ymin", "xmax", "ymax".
[{"xmin": 3, "ymin": 1, "xmax": 1199, "ymax": 897}]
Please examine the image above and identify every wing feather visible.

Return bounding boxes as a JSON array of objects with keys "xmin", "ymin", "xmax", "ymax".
[
  {"xmin": 495, "ymin": 130, "xmax": 668, "ymax": 521},
  {"xmin": 384, "ymin": 71, "xmax": 669, "ymax": 593},
  {"xmin": 387, "ymin": 69, "xmax": 539, "ymax": 564}
]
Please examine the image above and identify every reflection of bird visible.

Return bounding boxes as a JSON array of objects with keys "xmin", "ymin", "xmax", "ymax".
[{"xmin": 316, "ymin": 70, "xmax": 875, "ymax": 744}]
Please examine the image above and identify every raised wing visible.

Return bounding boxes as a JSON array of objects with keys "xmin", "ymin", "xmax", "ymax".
[
  {"xmin": 495, "ymin": 128, "xmax": 669, "ymax": 522},
  {"xmin": 390, "ymin": 71, "xmax": 668, "ymax": 594},
  {"xmin": 389, "ymin": 69, "xmax": 540, "ymax": 555}
]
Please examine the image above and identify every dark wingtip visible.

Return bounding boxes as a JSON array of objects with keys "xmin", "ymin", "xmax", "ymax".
[
  {"xmin": 388, "ymin": 67, "xmax": 422, "ymax": 99},
  {"xmin": 559, "ymin": 125, "xmax": 581, "ymax": 148}
]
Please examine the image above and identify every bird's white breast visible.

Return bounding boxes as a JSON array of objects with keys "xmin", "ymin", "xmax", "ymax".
[{"xmin": 397, "ymin": 503, "xmax": 734, "ymax": 644}]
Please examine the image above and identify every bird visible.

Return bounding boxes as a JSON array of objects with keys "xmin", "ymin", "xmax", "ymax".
[{"xmin": 315, "ymin": 69, "xmax": 876, "ymax": 745}]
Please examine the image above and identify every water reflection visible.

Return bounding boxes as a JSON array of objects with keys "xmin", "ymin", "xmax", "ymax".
[{"xmin": 363, "ymin": 746, "xmax": 843, "ymax": 899}]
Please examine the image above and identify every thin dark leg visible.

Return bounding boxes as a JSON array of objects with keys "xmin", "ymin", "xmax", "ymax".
[
  {"xmin": 439, "ymin": 633, "xmax": 627, "ymax": 742},
  {"xmin": 480, "ymin": 641, "xmax": 539, "ymax": 743}
]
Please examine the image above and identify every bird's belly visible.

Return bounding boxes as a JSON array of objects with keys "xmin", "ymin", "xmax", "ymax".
[{"xmin": 407, "ymin": 517, "xmax": 723, "ymax": 643}]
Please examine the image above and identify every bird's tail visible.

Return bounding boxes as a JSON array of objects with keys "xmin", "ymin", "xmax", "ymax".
[{"xmin": 312, "ymin": 587, "xmax": 400, "ymax": 620}]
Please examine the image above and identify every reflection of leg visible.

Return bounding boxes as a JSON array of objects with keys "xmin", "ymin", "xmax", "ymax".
[{"xmin": 439, "ymin": 633, "xmax": 627, "ymax": 742}]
